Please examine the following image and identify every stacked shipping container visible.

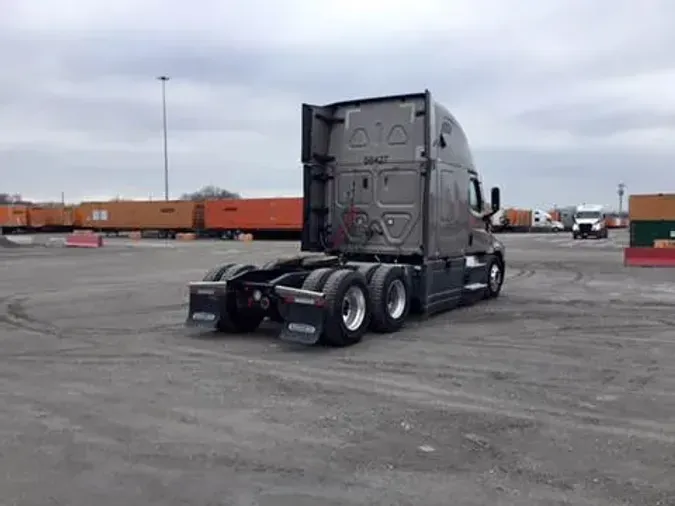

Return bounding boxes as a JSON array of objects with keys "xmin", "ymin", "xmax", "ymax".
[
  {"xmin": 3, "ymin": 198, "xmax": 628, "ymax": 237},
  {"xmin": 629, "ymin": 194, "xmax": 675, "ymax": 247},
  {"xmin": 2, "ymin": 199, "xmax": 305, "ymax": 235}
]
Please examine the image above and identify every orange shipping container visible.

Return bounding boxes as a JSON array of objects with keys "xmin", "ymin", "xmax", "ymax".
[
  {"xmin": 629, "ymin": 194, "xmax": 675, "ymax": 221},
  {"xmin": 548, "ymin": 210, "xmax": 561, "ymax": 222},
  {"xmin": 505, "ymin": 208, "xmax": 532, "ymax": 227},
  {"xmin": 76, "ymin": 200, "xmax": 203, "ymax": 230},
  {"xmin": 204, "ymin": 197, "xmax": 303, "ymax": 231},
  {"xmin": 28, "ymin": 205, "xmax": 74, "ymax": 228},
  {"xmin": 0, "ymin": 205, "xmax": 29, "ymax": 228}
]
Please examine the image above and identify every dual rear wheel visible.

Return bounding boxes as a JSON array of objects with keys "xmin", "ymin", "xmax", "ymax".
[
  {"xmin": 201, "ymin": 262, "xmax": 407, "ymax": 346},
  {"xmin": 202, "ymin": 258, "xmax": 503, "ymax": 347},
  {"xmin": 301, "ymin": 264, "xmax": 410, "ymax": 347}
]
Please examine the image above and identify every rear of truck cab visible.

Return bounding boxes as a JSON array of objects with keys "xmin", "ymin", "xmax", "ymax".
[{"xmin": 185, "ymin": 90, "xmax": 505, "ymax": 348}]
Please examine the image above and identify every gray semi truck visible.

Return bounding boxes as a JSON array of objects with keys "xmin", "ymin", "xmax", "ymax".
[{"xmin": 185, "ymin": 90, "xmax": 505, "ymax": 346}]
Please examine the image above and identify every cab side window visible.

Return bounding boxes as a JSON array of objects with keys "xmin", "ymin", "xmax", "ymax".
[{"xmin": 468, "ymin": 177, "xmax": 483, "ymax": 213}]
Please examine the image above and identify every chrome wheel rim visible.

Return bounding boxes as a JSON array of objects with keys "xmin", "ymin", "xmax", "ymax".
[
  {"xmin": 386, "ymin": 279, "xmax": 407, "ymax": 319},
  {"xmin": 489, "ymin": 263, "xmax": 502, "ymax": 292},
  {"xmin": 342, "ymin": 285, "xmax": 367, "ymax": 331}
]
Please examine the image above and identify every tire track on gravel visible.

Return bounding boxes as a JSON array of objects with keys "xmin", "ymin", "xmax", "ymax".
[
  {"xmin": 151, "ymin": 346, "xmax": 675, "ymax": 444},
  {"xmin": 505, "ymin": 268, "xmax": 537, "ymax": 281},
  {"xmin": 4, "ymin": 255, "xmax": 673, "ymax": 444},
  {"xmin": 3, "ymin": 341, "xmax": 673, "ymax": 444},
  {"xmin": 334, "ymin": 360, "xmax": 675, "ymax": 398},
  {"xmin": 0, "ymin": 296, "xmax": 65, "ymax": 337},
  {"xmin": 0, "ymin": 296, "xmax": 185, "ymax": 337}
]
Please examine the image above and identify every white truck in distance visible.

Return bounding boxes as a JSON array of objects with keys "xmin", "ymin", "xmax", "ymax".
[
  {"xmin": 489, "ymin": 208, "xmax": 564, "ymax": 233},
  {"xmin": 532, "ymin": 209, "xmax": 564, "ymax": 232},
  {"xmin": 572, "ymin": 204, "xmax": 608, "ymax": 239}
]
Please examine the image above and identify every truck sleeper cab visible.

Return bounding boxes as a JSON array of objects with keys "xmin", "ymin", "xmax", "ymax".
[
  {"xmin": 572, "ymin": 204, "xmax": 608, "ymax": 239},
  {"xmin": 185, "ymin": 90, "xmax": 506, "ymax": 347}
]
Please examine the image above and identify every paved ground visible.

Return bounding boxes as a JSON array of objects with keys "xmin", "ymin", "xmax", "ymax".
[{"xmin": 1, "ymin": 230, "xmax": 674, "ymax": 506}]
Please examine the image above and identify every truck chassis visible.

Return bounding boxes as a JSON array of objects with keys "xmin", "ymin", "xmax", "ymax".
[{"xmin": 186, "ymin": 251, "xmax": 504, "ymax": 346}]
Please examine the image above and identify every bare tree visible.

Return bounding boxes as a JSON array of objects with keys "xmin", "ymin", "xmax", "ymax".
[
  {"xmin": 180, "ymin": 185, "xmax": 241, "ymax": 201},
  {"xmin": 0, "ymin": 193, "xmax": 29, "ymax": 205}
]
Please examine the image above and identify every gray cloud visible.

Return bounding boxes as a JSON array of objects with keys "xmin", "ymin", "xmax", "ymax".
[
  {"xmin": 514, "ymin": 103, "xmax": 675, "ymax": 137},
  {"xmin": 476, "ymin": 148, "xmax": 672, "ymax": 209},
  {"xmin": 1, "ymin": 0, "xmax": 674, "ymax": 207}
]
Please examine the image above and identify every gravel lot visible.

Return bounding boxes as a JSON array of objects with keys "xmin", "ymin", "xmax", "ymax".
[{"xmin": 1, "ymin": 230, "xmax": 674, "ymax": 506}]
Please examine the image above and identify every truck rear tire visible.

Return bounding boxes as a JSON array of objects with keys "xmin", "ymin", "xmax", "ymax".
[
  {"xmin": 485, "ymin": 257, "xmax": 504, "ymax": 299},
  {"xmin": 321, "ymin": 269, "xmax": 371, "ymax": 347},
  {"xmin": 202, "ymin": 263, "xmax": 236, "ymax": 281},
  {"xmin": 271, "ymin": 267, "xmax": 335, "ymax": 324},
  {"xmin": 215, "ymin": 264, "xmax": 264, "ymax": 333},
  {"xmin": 262, "ymin": 259, "xmax": 279, "ymax": 270},
  {"xmin": 368, "ymin": 265, "xmax": 409, "ymax": 333},
  {"xmin": 301, "ymin": 267, "xmax": 336, "ymax": 291},
  {"xmin": 354, "ymin": 263, "xmax": 380, "ymax": 283}
]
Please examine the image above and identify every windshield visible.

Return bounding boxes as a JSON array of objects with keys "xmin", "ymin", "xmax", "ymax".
[{"xmin": 575, "ymin": 211, "xmax": 601, "ymax": 220}]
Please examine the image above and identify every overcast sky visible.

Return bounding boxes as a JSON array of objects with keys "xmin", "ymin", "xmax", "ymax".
[{"xmin": 1, "ymin": 0, "xmax": 674, "ymax": 209}]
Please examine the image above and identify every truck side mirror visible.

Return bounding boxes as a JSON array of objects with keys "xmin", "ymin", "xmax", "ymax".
[{"xmin": 490, "ymin": 187, "xmax": 500, "ymax": 212}]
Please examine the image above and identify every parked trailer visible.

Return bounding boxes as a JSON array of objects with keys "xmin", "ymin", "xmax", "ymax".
[
  {"xmin": 204, "ymin": 197, "xmax": 302, "ymax": 240},
  {"xmin": 76, "ymin": 200, "xmax": 204, "ymax": 238},
  {"xmin": 503, "ymin": 208, "xmax": 532, "ymax": 232},
  {"xmin": 0, "ymin": 204, "xmax": 29, "ymax": 233},
  {"xmin": 27, "ymin": 205, "xmax": 75, "ymax": 232},
  {"xmin": 185, "ymin": 90, "xmax": 505, "ymax": 346}
]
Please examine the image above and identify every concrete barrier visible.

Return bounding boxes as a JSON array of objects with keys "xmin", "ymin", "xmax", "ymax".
[
  {"xmin": 0, "ymin": 236, "xmax": 21, "ymax": 248},
  {"xmin": 65, "ymin": 233, "xmax": 104, "ymax": 248},
  {"xmin": 624, "ymin": 247, "xmax": 675, "ymax": 267}
]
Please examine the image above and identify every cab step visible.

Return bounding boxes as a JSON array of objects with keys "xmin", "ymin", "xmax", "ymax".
[
  {"xmin": 465, "ymin": 256, "xmax": 486, "ymax": 268},
  {"xmin": 464, "ymin": 282, "xmax": 488, "ymax": 291}
]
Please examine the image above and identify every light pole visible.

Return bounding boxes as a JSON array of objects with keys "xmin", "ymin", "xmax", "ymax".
[
  {"xmin": 157, "ymin": 75, "xmax": 170, "ymax": 201},
  {"xmin": 617, "ymin": 182, "xmax": 626, "ymax": 214}
]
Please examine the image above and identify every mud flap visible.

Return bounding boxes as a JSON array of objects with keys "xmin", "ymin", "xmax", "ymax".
[
  {"xmin": 278, "ymin": 303, "xmax": 325, "ymax": 345},
  {"xmin": 184, "ymin": 282, "xmax": 228, "ymax": 330}
]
